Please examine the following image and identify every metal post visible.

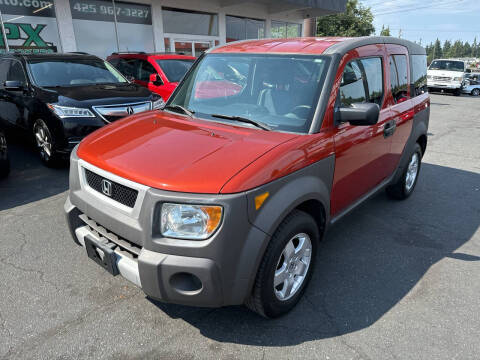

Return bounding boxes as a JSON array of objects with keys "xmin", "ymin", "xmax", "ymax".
[
  {"xmin": 111, "ymin": 0, "xmax": 120, "ymax": 52},
  {"xmin": 0, "ymin": 10, "xmax": 9, "ymax": 53}
]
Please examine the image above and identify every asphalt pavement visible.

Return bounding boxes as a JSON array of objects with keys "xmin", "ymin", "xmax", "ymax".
[{"xmin": 0, "ymin": 94, "xmax": 479, "ymax": 360}]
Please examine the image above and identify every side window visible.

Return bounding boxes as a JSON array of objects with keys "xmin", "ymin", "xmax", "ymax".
[
  {"xmin": 339, "ymin": 60, "xmax": 366, "ymax": 107},
  {"xmin": 390, "ymin": 55, "xmax": 408, "ymax": 103},
  {"xmin": 0, "ymin": 60, "xmax": 10, "ymax": 86},
  {"xmin": 7, "ymin": 61, "xmax": 26, "ymax": 83},
  {"xmin": 358, "ymin": 57, "xmax": 384, "ymax": 106},
  {"xmin": 411, "ymin": 55, "xmax": 427, "ymax": 97},
  {"xmin": 138, "ymin": 60, "xmax": 156, "ymax": 82}
]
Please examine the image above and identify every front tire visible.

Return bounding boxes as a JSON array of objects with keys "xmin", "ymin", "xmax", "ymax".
[
  {"xmin": 245, "ymin": 210, "xmax": 319, "ymax": 318},
  {"xmin": 386, "ymin": 143, "xmax": 422, "ymax": 200},
  {"xmin": 0, "ymin": 130, "xmax": 10, "ymax": 178},
  {"xmin": 472, "ymin": 88, "xmax": 480, "ymax": 96},
  {"xmin": 33, "ymin": 119, "xmax": 62, "ymax": 167}
]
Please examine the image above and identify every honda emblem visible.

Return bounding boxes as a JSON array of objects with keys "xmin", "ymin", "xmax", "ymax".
[{"xmin": 101, "ymin": 179, "xmax": 112, "ymax": 197}]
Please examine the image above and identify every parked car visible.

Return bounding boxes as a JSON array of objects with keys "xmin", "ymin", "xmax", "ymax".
[
  {"xmin": 427, "ymin": 58, "xmax": 466, "ymax": 95},
  {"xmin": 0, "ymin": 53, "xmax": 164, "ymax": 166},
  {"xmin": 462, "ymin": 73, "xmax": 480, "ymax": 96},
  {"xmin": 107, "ymin": 52, "xmax": 196, "ymax": 101},
  {"xmin": 65, "ymin": 37, "xmax": 429, "ymax": 318},
  {"xmin": 0, "ymin": 128, "xmax": 9, "ymax": 178}
]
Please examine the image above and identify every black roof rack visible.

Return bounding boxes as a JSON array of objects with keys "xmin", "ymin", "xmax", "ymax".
[
  {"xmin": 110, "ymin": 51, "xmax": 191, "ymax": 56},
  {"xmin": 111, "ymin": 51, "xmax": 146, "ymax": 55}
]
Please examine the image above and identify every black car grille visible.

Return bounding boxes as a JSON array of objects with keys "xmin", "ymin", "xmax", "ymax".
[{"xmin": 85, "ymin": 169, "xmax": 138, "ymax": 208}]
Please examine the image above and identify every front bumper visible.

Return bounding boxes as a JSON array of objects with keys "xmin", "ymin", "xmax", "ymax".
[
  {"xmin": 427, "ymin": 81, "xmax": 461, "ymax": 90},
  {"xmin": 65, "ymin": 149, "xmax": 270, "ymax": 307}
]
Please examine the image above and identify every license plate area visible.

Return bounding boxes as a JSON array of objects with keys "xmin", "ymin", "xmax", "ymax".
[{"xmin": 85, "ymin": 236, "xmax": 119, "ymax": 276}]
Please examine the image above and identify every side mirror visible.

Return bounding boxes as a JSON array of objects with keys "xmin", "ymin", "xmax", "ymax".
[
  {"xmin": 4, "ymin": 80, "xmax": 24, "ymax": 91},
  {"xmin": 342, "ymin": 71, "xmax": 358, "ymax": 86},
  {"xmin": 466, "ymin": 68, "xmax": 472, "ymax": 73},
  {"xmin": 338, "ymin": 103, "xmax": 380, "ymax": 126},
  {"xmin": 149, "ymin": 73, "xmax": 163, "ymax": 86}
]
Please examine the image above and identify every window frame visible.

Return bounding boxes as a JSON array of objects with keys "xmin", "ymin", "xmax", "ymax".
[{"xmin": 338, "ymin": 55, "xmax": 385, "ymax": 109}]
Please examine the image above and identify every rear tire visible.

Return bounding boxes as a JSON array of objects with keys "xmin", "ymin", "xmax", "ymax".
[
  {"xmin": 472, "ymin": 88, "xmax": 480, "ymax": 96},
  {"xmin": 245, "ymin": 210, "xmax": 319, "ymax": 318},
  {"xmin": 386, "ymin": 143, "xmax": 422, "ymax": 200},
  {"xmin": 453, "ymin": 89, "xmax": 461, "ymax": 96},
  {"xmin": 0, "ymin": 130, "xmax": 10, "ymax": 178},
  {"xmin": 33, "ymin": 119, "xmax": 63, "ymax": 167}
]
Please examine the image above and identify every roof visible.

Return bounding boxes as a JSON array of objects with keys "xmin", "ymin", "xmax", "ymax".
[
  {"xmin": 210, "ymin": 36, "xmax": 426, "ymax": 56},
  {"xmin": 108, "ymin": 53, "xmax": 196, "ymax": 60}
]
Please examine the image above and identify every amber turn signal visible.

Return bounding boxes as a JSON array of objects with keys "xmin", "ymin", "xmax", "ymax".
[{"xmin": 255, "ymin": 192, "xmax": 269, "ymax": 210}]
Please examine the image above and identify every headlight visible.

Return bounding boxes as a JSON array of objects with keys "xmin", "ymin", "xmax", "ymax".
[
  {"xmin": 48, "ymin": 104, "xmax": 95, "ymax": 118},
  {"xmin": 161, "ymin": 203, "xmax": 223, "ymax": 240},
  {"xmin": 152, "ymin": 97, "xmax": 165, "ymax": 110},
  {"xmin": 454, "ymin": 77, "xmax": 463, "ymax": 82}
]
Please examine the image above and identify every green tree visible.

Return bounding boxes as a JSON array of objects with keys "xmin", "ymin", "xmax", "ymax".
[
  {"xmin": 380, "ymin": 25, "xmax": 391, "ymax": 36},
  {"xmin": 463, "ymin": 41, "xmax": 472, "ymax": 57},
  {"xmin": 451, "ymin": 40, "xmax": 463, "ymax": 58},
  {"xmin": 433, "ymin": 39, "xmax": 443, "ymax": 59},
  {"xmin": 317, "ymin": 0, "xmax": 374, "ymax": 37},
  {"xmin": 472, "ymin": 37, "xmax": 478, "ymax": 58},
  {"xmin": 443, "ymin": 40, "xmax": 452, "ymax": 58}
]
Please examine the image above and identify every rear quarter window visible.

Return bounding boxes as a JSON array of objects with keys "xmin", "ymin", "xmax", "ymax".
[
  {"xmin": 390, "ymin": 55, "xmax": 409, "ymax": 103},
  {"xmin": 411, "ymin": 55, "xmax": 427, "ymax": 97}
]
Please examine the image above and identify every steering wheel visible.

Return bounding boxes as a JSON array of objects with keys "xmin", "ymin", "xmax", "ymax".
[{"xmin": 289, "ymin": 105, "xmax": 312, "ymax": 119}]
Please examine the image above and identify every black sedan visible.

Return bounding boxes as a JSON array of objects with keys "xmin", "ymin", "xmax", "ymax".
[{"xmin": 0, "ymin": 53, "xmax": 164, "ymax": 166}]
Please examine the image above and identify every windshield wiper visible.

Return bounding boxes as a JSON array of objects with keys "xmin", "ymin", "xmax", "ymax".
[
  {"xmin": 164, "ymin": 104, "xmax": 195, "ymax": 117},
  {"xmin": 210, "ymin": 114, "xmax": 272, "ymax": 131}
]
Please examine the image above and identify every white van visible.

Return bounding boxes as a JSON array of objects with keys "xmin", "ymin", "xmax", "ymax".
[{"xmin": 427, "ymin": 59, "xmax": 466, "ymax": 95}]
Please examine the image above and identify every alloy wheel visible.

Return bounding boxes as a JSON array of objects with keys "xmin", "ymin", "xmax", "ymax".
[
  {"xmin": 472, "ymin": 88, "xmax": 480, "ymax": 96},
  {"xmin": 405, "ymin": 152, "xmax": 419, "ymax": 193},
  {"xmin": 274, "ymin": 232, "xmax": 312, "ymax": 301},
  {"xmin": 33, "ymin": 120, "xmax": 53, "ymax": 160}
]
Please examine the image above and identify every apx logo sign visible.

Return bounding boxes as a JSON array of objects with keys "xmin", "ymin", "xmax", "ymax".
[{"xmin": 0, "ymin": 23, "xmax": 50, "ymax": 47}]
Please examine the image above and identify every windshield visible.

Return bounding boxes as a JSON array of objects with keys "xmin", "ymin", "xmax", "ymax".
[
  {"xmin": 429, "ymin": 60, "xmax": 464, "ymax": 72},
  {"xmin": 28, "ymin": 59, "xmax": 128, "ymax": 87},
  {"xmin": 168, "ymin": 54, "xmax": 330, "ymax": 133},
  {"xmin": 156, "ymin": 59, "xmax": 195, "ymax": 82}
]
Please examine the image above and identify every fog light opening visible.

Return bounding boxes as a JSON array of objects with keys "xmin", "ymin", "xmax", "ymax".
[{"xmin": 169, "ymin": 272, "xmax": 203, "ymax": 294}]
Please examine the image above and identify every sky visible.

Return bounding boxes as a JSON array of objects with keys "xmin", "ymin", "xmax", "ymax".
[{"xmin": 360, "ymin": 0, "xmax": 480, "ymax": 46}]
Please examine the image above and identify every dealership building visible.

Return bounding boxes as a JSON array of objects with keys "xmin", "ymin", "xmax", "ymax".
[{"xmin": 0, "ymin": 0, "xmax": 346, "ymax": 58}]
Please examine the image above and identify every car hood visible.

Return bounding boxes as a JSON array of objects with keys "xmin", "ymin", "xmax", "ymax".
[
  {"xmin": 77, "ymin": 111, "xmax": 298, "ymax": 193},
  {"xmin": 38, "ymin": 83, "xmax": 153, "ymax": 106}
]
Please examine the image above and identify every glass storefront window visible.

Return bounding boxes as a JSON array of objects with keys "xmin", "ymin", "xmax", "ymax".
[
  {"xmin": 0, "ymin": 0, "xmax": 61, "ymax": 54},
  {"xmin": 271, "ymin": 21, "xmax": 302, "ymax": 39},
  {"xmin": 70, "ymin": 0, "xmax": 154, "ymax": 58},
  {"xmin": 163, "ymin": 8, "xmax": 218, "ymax": 36},
  {"xmin": 226, "ymin": 16, "xmax": 265, "ymax": 42}
]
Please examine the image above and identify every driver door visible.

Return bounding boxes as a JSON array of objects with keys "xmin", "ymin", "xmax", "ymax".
[{"xmin": 330, "ymin": 46, "xmax": 394, "ymax": 215}]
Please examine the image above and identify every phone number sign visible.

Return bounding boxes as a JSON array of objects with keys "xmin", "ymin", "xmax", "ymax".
[{"xmin": 70, "ymin": 0, "xmax": 151, "ymax": 25}]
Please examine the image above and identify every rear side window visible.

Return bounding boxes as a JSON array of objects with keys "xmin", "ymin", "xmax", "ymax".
[
  {"xmin": 390, "ymin": 55, "xmax": 408, "ymax": 103},
  {"xmin": 339, "ymin": 57, "xmax": 384, "ymax": 107},
  {"xmin": 411, "ymin": 55, "xmax": 427, "ymax": 97}
]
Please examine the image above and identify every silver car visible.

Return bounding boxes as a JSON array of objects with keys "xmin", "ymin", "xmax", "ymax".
[{"xmin": 462, "ymin": 74, "xmax": 480, "ymax": 96}]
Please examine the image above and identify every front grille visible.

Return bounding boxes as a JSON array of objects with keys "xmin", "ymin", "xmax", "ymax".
[
  {"xmin": 79, "ymin": 214, "xmax": 142, "ymax": 258},
  {"xmin": 85, "ymin": 169, "xmax": 138, "ymax": 208},
  {"xmin": 93, "ymin": 102, "xmax": 151, "ymax": 123},
  {"xmin": 433, "ymin": 76, "xmax": 451, "ymax": 82}
]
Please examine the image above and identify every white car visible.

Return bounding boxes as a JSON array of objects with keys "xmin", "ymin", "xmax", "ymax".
[{"xmin": 427, "ymin": 59, "xmax": 466, "ymax": 95}]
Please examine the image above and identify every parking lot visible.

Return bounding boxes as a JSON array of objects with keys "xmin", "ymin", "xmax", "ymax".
[{"xmin": 0, "ymin": 93, "xmax": 479, "ymax": 360}]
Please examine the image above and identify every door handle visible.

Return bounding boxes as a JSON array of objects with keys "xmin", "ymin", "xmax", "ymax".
[{"xmin": 383, "ymin": 120, "xmax": 397, "ymax": 138}]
